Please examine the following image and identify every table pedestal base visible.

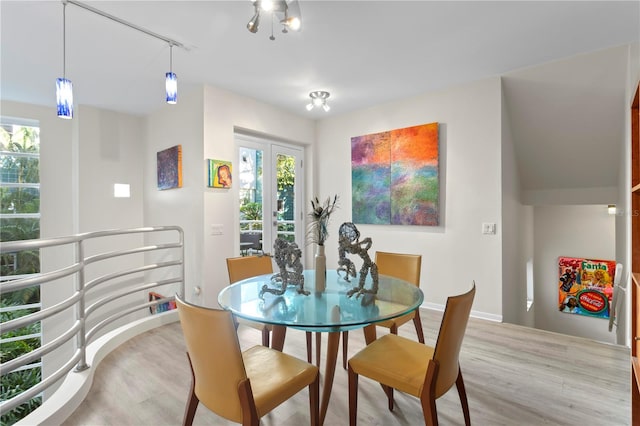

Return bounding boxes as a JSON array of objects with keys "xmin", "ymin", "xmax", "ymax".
[{"xmin": 271, "ymin": 324, "xmax": 378, "ymax": 425}]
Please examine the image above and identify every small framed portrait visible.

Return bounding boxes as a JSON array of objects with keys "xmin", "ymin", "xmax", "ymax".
[{"xmin": 208, "ymin": 159, "xmax": 232, "ymax": 188}]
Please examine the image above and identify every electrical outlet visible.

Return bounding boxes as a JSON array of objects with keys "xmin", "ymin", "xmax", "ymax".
[{"xmin": 482, "ymin": 223, "xmax": 496, "ymax": 235}]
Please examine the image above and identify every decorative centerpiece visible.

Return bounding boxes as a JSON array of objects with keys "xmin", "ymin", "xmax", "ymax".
[
  {"xmin": 307, "ymin": 195, "xmax": 339, "ymax": 292},
  {"xmin": 337, "ymin": 222, "xmax": 379, "ymax": 298},
  {"xmin": 261, "ymin": 238, "xmax": 308, "ymax": 297}
]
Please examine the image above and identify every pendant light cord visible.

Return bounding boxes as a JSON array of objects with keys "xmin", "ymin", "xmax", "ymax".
[
  {"xmin": 62, "ymin": 2, "xmax": 66, "ymax": 78},
  {"xmin": 169, "ymin": 43, "xmax": 173, "ymax": 73}
]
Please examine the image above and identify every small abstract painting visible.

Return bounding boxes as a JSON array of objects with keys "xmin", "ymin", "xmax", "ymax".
[
  {"xmin": 157, "ymin": 145, "xmax": 182, "ymax": 190},
  {"xmin": 208, "ymin": 159, "xmax": 232, "ymax": 188},
  {"xmin": 558, "ymin": 256, "xmax": 617, "ymax": 319},
  {"xmin": 351, "ymin": 122, "xmax": 439, "ymax": 225}
]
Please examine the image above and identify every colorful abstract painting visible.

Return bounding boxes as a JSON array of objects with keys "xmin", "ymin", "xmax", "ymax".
[
  {"xmin": 208, "ymin": 159, "xmax": 232, "ymax": 188},
  {"xmin": 157, "ymin": 145, "xmax": 182, "ymax": 190},
  {"xmin": 351, "ymin": 122, "xmax": 439, "ymax": 225},
  {"xmin": 558, "ymin": 256, "xmax": 617, "ymax": 319}
]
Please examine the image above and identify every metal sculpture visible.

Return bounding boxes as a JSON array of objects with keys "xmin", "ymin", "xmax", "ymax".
[
  {"xmin": 260, "ymin": 237, "xmax": 308, "ymax": 296},
  {"xmin": 337, "ymin": 222, "xmax": 379, "ymax": 297}
]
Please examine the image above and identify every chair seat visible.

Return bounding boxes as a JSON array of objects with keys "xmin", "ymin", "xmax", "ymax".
[
  {"xmin": 376, "ymin": 310, "xmax": 415, "ymax": 329},
  {"xmin": 349, "ymin": 334, "xmax": 433, "ymax": 397},
  {"xmin": 243, "ymin": 345, "xmax": 319, "ymax": 417}
]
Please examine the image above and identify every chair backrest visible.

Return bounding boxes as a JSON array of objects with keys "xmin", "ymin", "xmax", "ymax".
[
  {"xmin": 432, "ymin": 283, "xmax": 476, "ymax": 398},
  {"xmin": 375, "ymin": 251, "xmax": 422, "ymax": 286},
  {"xmin": 175, "ymin": 295, "xmax": 247, "ymax": 423},
  {"xmin": 226, "ymin": 255, "xmax": 273, "ymax": 283}
]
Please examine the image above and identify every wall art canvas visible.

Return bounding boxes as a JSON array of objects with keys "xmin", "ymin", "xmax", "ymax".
[
  {"xmin": 208, "ymin": 159, "xmax": 232, "ymax": 188},
  {"xmin": 558, "ymin": 256, "xmax": 617, "ymax": 319},
  {"xmin": 157, "ymin": 145, "xmax": 182, "ymax": 190},
  {"xmin": 351, "ymin": 122, "xmax": 439, "ymax": 225}
]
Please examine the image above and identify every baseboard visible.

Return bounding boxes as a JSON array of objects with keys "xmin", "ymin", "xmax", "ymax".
[{"xmin": 421, "ymin": 302, "xmax": 502, "ymax": 323}]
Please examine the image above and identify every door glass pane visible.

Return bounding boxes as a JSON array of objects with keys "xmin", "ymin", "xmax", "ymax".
[
  {"xmin": 238, "ymin": 147, "xmax": 264, "ymax": 256},
  {"xmin": 276, "ymin": 153, "xmax": 296, "ymax": 243}
]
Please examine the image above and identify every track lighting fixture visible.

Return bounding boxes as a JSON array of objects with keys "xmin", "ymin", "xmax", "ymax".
[
  {"xmin": 56, "ymin": 0, "xmax": 185, "ymax": 116},
  {"xmin": 246, "ymin": 0, "xmax": 301, "ymax": 40},
  {"xmin": 306, "ymin": 91, "xmax": 331, "ymax": 112}
]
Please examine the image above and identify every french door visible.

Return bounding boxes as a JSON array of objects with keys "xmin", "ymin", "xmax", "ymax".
[{"xmin": 236, "ymin": 134, "xmax": 304, "ymax": 257}]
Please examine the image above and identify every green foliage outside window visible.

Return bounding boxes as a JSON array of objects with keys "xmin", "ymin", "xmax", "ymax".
[{"xmin": 1, "ymin": 122, "xmax": 42, "ymax": 425}]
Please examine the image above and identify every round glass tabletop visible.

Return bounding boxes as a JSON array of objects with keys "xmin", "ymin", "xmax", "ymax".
[{"xmin": 218, "ymin": 269, "xmax": 424, "ymax": 332}]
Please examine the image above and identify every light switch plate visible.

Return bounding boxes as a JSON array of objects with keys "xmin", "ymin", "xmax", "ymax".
[{"xmin": 211, "ymin": 224, "xmax": 223, "ymax": 236}]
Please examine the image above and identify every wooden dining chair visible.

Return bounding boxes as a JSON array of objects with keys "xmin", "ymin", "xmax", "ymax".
[
  {"xmin": 347, "ymin": 283, "xmax": 476, "ymax": 426},
  {"xmin": 341, "ymin": 251, "xmax": 424, "ymax": 368},
  {"xmin": 226, "ymin": 255, "xmax": 315, "ymax": 364},
  {"xmin": 175, "ymin": 295, "xmax": 320, "ymax": 426},
  {"xmin": 226, "ymin": 255, "xmax": 274, "ymax": 347}
]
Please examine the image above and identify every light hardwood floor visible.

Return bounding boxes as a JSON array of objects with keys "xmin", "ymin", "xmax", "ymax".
[{"xmin": 63, "ymin": 309, "xmax": 630, "ymax": 426}]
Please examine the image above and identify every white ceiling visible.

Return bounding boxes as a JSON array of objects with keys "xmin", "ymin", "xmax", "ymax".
[{"xmin": 2, "ymin": 1, "xmax": 639, "ymax": 191}]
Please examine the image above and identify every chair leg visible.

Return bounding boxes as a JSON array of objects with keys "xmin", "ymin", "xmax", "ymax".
[
  {"xmin": 183, "ymin": 353, "xmax": 199, "ymax": 426},
  {"xmin": 315, "ymin": 332, "xmax": 322, "ymax": 367},
  {"xmin": 183, "ymin": 389, "xmax": 199, "ymax": 426},
  {"xmin": 342, "ymin": 331, "xmax": 349, "ymax": 369},
  {"xmin": 455, "ymin": 367, "xmax": 471, "ymax": 426},
  {"xmin": 262, "ymin": 328, "xmax": 270, "ymax": 347},
  {"xmin": 421, "ymin": 360, "xmax": 439, "ymax": 426},
  {"xmin": 306, "ymin": 332, "xmax": 312, "ymax": 363},
  {"xmin": 413, "ymin": 310, "xmax": 425, "ymax": 343},
  {"xmin": 309, "ymin": 372, "xmax": 320, "ymax": 426},
  {"xmin": 238, "ymin": 379, "xmax": 260, "ymax": 426},
  {"xmin": 348, "ymin": 365, "xmax": 359, "ymax": 426},
  {"xmin": 383, "ymin": 385, "xmax": 394, "ymax": 411}
]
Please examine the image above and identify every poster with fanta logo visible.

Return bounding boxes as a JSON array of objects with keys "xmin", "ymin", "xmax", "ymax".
[{"xmin": 558, "ymin": 256, "xmax": 616, "ymax": 318}]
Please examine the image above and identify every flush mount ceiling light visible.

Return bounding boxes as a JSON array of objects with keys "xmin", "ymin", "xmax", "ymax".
[
  {"xmin": 247, "ymin": 0, "xmax": 302, "ymax": 40},
  {"xmin": 306, "ymin": 91, "xmax": 331, "ymax": 112}
]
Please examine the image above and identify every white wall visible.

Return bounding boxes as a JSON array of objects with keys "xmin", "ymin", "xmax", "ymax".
[
  {"xmin": 76, "ymin": 106, "xmax": 144, "ymax": 232},
  {"xmin": 315, "ymin": 78, "xmax": 503, "ymax": 319},
  {"xmin": 534, "ymin": 205, "xmax": 617, "ymax": 343},
  {"xmin": 0, "ymin": 100, "xmax": 147, "ymax": 395},
  {"xmin": 501, "ymin": 83, "xmax": 535, "ymax": 326},
  {"xmin": 144, "ymin": 85, "xmax": 315, "ymax": 307},
  {"xmin": 144, "ymin": 88, "xmax": 205, "ymax": 307}
]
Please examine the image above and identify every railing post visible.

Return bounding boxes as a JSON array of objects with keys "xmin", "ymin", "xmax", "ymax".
[{"xmin": 74, "ymin": 239, "xmax": 89, "ymax": 372}]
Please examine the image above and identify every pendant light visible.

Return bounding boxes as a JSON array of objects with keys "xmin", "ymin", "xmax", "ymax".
[
  {"xmin": 166, "ymin": 43, "xmax": 177, "ymax": 104},
  {"xmin": 56, "ymin": 1, "xmax": 73, "ymax": 119}
]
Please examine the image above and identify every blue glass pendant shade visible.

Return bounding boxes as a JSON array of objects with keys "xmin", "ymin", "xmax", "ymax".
[
  {"xmin": 56, "ymin": 77, "xmax": 73, "ymax": 119},
  {"xmin": 166, "ymin": 72, "xmax": 177, "ymax": 104}
]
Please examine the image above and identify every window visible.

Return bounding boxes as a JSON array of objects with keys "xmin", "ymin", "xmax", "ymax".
[{"xmin": 1, "ymin": 118, "xmax": 42, "ymax": 425}]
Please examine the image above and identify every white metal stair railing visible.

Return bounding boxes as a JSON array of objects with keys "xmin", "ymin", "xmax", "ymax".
[{"xmin": 0, "ymin": 226, "xmax": 185, "ymax": 417}]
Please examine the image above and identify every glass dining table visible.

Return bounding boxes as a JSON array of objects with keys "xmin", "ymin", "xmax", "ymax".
[{"xmin": 218, "ymin": 269, "xmax": 424, "ymax": 425}]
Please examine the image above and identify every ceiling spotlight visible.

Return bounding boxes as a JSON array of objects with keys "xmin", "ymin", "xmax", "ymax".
[
  {"xmin": 306, "ymin": 91, "xmax": 331, "ymax": 112},
  {"xmin": 247, "ymin": 4, "xmax": 260, "ymax": 33},
  {"xmin": 247, "ymin": 0, "xmax": 301, "ymax": 40}
]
